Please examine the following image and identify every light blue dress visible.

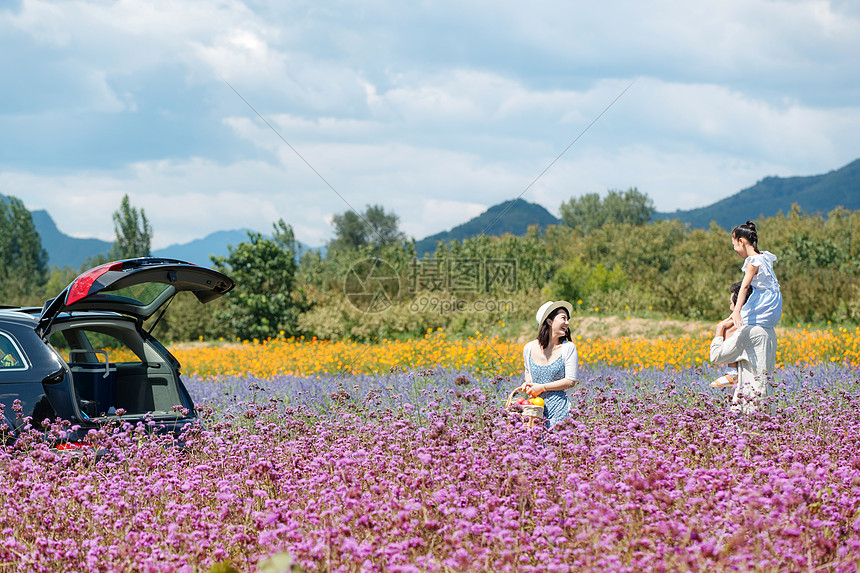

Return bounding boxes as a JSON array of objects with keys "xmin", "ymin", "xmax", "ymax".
[
  {"xmin": 740, "ymin": 251, "xmax": 782, "ymax": 328},
  {"xmin": 527, "ymin": 354, "xmax": 570, "ymax": 429}
]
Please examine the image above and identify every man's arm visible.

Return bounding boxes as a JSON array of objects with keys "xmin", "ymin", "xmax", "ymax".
[
  {"xmin": 710, "ymin": 324, "xmax": 749, "ymax": 366},
  {"xmin": 715, "ymin": 317, "xmax": 733, "ymax": 339}
]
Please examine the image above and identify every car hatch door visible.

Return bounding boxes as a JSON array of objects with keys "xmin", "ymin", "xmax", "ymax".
[{"xmin": 36, "ymin": 258, "xmax": 235, "ymax": 338}]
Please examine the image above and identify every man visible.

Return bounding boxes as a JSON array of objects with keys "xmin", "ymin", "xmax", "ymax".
[{"xmin": 710, "ymin": 312, "xmax": 777, "ymax": 413}]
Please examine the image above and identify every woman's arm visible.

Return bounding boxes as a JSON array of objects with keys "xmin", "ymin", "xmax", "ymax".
[
  {"xmin": 527, "ymin": 377, "xmax": 575, "ymax": 395},
  {"xmin": 518, "ymin": 341, "xmax": 533, "ymax": 391},
  {"xmin": 524, "ymin": 343, "xmax": 577, "ymax": 395}
]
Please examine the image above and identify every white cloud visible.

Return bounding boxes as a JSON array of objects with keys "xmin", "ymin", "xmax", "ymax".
[
  {"xmin": 405, "ymin": 199, "xmax": 488, "ymax": 239},
  {"xmin": 193, "ymin": 28, "xmax": 286, "ymax": 84},
  {"xmin": 0, "ymin": 0, "xmax": 858, "ymax": 253},
  {"xmin": 614, "ymin": 78, "xmax": 860, "ymax": 171},
  {"xmin": 530, "ymin": 145, "xmax": 789, "ymax": 213}
]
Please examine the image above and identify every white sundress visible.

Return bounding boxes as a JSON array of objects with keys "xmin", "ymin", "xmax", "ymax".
[{"xmin": 740, "ymin": 251, "xmax": 782, "ymax": 328}]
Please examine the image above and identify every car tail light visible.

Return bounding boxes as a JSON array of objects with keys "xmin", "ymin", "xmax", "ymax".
[
  {"xmin": 66, "ymin": 262, "xmax": 124, "ymax": 305},
  {"xmin": 55, "ymin": 441, "xmax": 92, "ymax": 450}
]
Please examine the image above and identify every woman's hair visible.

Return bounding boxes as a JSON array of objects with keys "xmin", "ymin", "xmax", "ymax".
[
  {"xmin": 729, "ymin": 281, "xmax": 752, "ymax": 307},
  {"xmin": 732, "ymin": 220, "xmax": 760, "ymax": 253},
  {"xmin": 538, "ymin": 307, "xmax": 572, "ymax": 348}
]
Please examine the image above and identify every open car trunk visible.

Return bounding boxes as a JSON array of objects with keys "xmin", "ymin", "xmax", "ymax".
[
  {"xmin": 37, "ymin": 257, "xmax": 235, "ymax": 339},
  {"xmin": 49, "ymin": 319, "xmax": 190, "ymax": 421},
  {"xmin": 35, "ymin": 258, "xmax": 234, "ymax": 425}
]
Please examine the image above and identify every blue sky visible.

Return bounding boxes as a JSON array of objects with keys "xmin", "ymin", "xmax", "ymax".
[{"xmin": 1, "ymin": 0, "xmax": 859, "ymax": 249}]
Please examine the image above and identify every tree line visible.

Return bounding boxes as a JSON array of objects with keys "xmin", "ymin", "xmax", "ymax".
[
  {"xmin": 0, "ymin": 195, "xmax": 146, "ymax": 303},
  {"xmin": 2, "ymin": 190, "xmax": 858, "ymax": 342}
]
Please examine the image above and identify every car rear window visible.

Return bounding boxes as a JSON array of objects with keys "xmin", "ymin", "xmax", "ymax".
[
  {"xmin": 101, "ymin": 282, "xmax": 173, "ymax": 306},
  {"xmin": 0, "ymin": 332, "xmax": 26, "ymax": 370}
]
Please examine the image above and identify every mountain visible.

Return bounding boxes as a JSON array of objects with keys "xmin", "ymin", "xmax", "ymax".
[
  {"xmin": 0, "ymin": 194, "xmax": 114, "ymax": 268},
  {"xmin": 23, "ymin": 207, "xmax": 320, "ymax": 269},
  {"xmin": 415, "ymin": 199, "xmax": 560, "ymax": 256},
  {"xmin": 152, "ymin": 229, "xmax": 254, "ymax": 266},
  {"xmin": 653, "ymin": 158, "xmax": 860, "ymax": 229},
  {"xmin": 9, "ymin": 157, "xmax": 860, "ymax": 267},
  {"xmin": 30, "ymin": 209, "xmax": 113, "ymax": 268},
  {"xmin": 152, "ymin": 229, "xmax": 324, "ymax": 266}
]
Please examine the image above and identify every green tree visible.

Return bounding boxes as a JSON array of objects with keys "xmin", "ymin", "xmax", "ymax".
[
  {"xmin": 549, "ymin": 258, "xmax": 627, "ymax": 305},
  {"xmin": 764, "ymin": 205, "xmax": 860, "ymax": 322},
  {"xmin": 578, "ymin": 220, "xmax": 731, "ymax": 318},
  {"xmin": 141, "ymin": 293, "xmax": 231, "ymax": 343},
  {"xmin": 603, "ymin": 187, "xmax": 655, "ymax": 226},
  {"xmin": 111, "ymin": 194, "xmax": 152, "ymax": 259},
  {"xmin": 0, "ymin": 195, "xmax": 48, "ymax": 302},
  {"xmin": 212, "ymin": 219, "xmax": 306, "ymax": 341},
  {"xmin": 329, "ymin": 204, "xmax": 405, "ymax": 252},
  {"xmin": 559, "ymin": 193, "xmax": 603, "ymax": 234},
  {"xmin": 429, "ymin": 225, "xmax": 567, "ymax": 293},
  {"xmin": 560, "ymin": 187, "xmax": 654, "ymax": 234}
]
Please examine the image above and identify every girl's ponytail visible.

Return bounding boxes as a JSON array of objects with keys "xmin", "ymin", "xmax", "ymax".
[{"xmin": 732, "ymin": 220, "xmax": 759, "ymax": 252}]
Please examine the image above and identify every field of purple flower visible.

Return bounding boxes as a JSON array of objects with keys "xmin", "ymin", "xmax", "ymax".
[{"xmin": 3, "ymin": 364, "xmax": 860, "ymax": 572}]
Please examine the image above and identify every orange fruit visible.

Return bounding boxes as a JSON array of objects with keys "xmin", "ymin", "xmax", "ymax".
[{"xmin": 529, "ymin": 397, "xmax": 545, "ymax": 407}]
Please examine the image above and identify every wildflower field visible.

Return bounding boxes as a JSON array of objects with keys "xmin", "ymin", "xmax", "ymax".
[
  {"xmin": 3, "ymin": 328, "xmax": 860, "ymax": 572},
  {"xmin": 169, "ymin": 326, "xmax": 860, "ymax": 378}
]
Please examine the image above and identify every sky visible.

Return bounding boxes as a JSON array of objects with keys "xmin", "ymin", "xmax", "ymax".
[{"xmin": 1, "ymin": 0, "xmax": 859, "ymax": 250}]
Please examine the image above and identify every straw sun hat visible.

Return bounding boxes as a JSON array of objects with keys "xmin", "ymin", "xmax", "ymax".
[{"xmin": 535, "ymin": 300, "xmax": 573, "ymax": 326}]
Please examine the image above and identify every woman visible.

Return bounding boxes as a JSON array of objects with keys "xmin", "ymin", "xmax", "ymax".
[{"xmin": 519, "ymin": 300, "xmax": 578, "ymax": 428}]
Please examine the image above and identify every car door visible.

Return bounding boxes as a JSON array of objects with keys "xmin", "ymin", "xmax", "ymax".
[{"xmin": 37, "ymin": 257, "xmax": 235, "ymax": 337}]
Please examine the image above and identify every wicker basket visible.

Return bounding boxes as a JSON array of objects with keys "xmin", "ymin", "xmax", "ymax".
[{"xmin": 505, "ymin": 389, "xmax": 545, "ymax": 427}]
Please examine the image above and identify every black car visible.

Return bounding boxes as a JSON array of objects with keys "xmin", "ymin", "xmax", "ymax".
[{"xmin": 0, "ymin": 258, "xmax": 234, "ymax": 447}]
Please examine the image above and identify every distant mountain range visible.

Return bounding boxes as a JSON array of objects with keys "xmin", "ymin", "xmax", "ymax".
[
  {"xmin": 152, "ymin": 229, "xmax": 264, "ymax": 266},
  {"xmin": 27, "ymin": 218, "xmax": 285, "ymax": 269},
  {"xmin": 9, "ymin": 207, "xmax": 321, "ymax": 269},
  {"xmin": 653, "ymin": 158, "xmax": 860, "ymax": 229},
  {"xmin": 16, "ymin": 197, "xmax": 560, "ymax": 268},
  {"xmin": 29, "ymin": 209, "xmax": 114, "ymax": 268},
  {"xmin": 6, "ymin": 158, "xmax": 860, "ymax": 268},
  {"xmin": 415, "ymin": 199, "xmax": 560, "ymax": 256}
]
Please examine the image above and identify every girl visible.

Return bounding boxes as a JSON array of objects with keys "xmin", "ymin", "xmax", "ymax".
[
  {"xmin": 730, "ymin": 220, "xmax": 782, "ymax": 330},
  {"xmin": 519, "ymin": 300, "xmax": 578, "ymax": 429}
]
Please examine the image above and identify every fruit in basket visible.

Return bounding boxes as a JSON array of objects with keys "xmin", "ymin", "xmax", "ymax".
[
  {"xmin": 529, "ymin": 397, "xmax": 545, "ymax": 407},
  {"xmin": 517, "ymin": 397, "xmax": 529, "ymax": 406}
]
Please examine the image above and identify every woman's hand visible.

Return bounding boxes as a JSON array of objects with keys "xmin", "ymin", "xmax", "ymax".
[
  {"xmin": 521, "ymin": 382, "xmax": 546, "ymax": 397},
  {"xmin": 731, "ymin": 310, "xmax": 743, "ymax": 329}
]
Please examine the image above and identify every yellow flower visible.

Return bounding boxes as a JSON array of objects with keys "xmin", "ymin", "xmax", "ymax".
[{"xmin": 109, "ymin": 327, "xmax": 860, "ymax": 379}]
